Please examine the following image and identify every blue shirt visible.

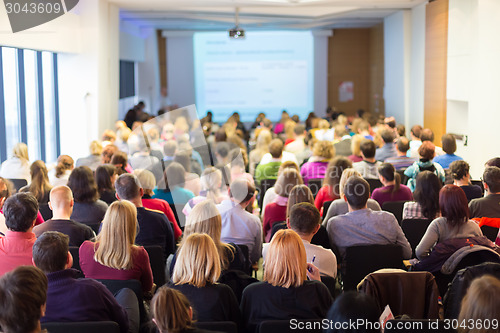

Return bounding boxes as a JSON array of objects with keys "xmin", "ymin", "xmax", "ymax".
[
  {"xmin": 433, "ymin": 153, "xmax": 463, "ymax": 169},
  {"xmin": 153, "ymin": 186, "xmax": 194, "ymax": 205}
]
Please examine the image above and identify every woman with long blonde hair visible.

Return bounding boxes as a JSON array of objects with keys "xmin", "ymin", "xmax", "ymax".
[
  {"xmin": 249, "ymin": 129, "xmax": 272, "ymax": 176},
  {"xmin": 79, "ymin": 200, "xmax": 153, "ymax": 292},
  {"xmin": 241, "ymin": 229, "xmax": 332, "ymax": 332},
  {"xmin": 170, "ymin": 233, "xmax": 241, "ymax": 324},
  {"xmin": 182, "ymin": 167, "xmax": 228, "ymax": 216},
  {"xmin": 0, "ymin": 143, "xmax": 31, "ymax": 183}
]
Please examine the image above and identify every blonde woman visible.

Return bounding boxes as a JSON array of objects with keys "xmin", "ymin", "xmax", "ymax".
[
  {"xmin": 322, "ymin": 168, "xmax": 382, "ymax": 225},
  {"xmin": 79, "ymin": 200, "xmax": 154, "ymax": 292},
  {"xmin": 249, "ymin": 129, "xmax": 272, "ymax": 176},
  {"xmin": 173, "ymin": 200, "xmax": 245, "ymax": 274},
  {"xmin": 170, "ymin": 233, "xmax": 241, "ymax": 324},
  {"xmin": 241, "ymin": 229, "xmax": 332, "ymax": 332},
  {"xmin": 348, "ymin": 134, "xmax": 364, "ymax": 163},
  {"xmin": 182, "ymin": 167, "xmax": 228, "ymax": 216},
  {"xmin": 300, "ymin": 141, "xmax": 335, "ymax": 185},
  {"xmin": 0, "ymin": 142, "xmax": 30, "ymax": 183},
  {"xmin": 20, "ymin": 160, "xmax": 52, "ymax": 204}
]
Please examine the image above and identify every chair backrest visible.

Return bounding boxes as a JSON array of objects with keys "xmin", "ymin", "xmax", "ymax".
[
  {"xmin": 401, "ymin": 219, "xmax": 431, "ymax": 258},
  {"xmin": 365, "ymin": 178, "xmax": 383, "ymax": 194},
  {"xmin": 7, "ymin": 178, "xmax": 27, "ymax": 192},
  {"xmin": 269, "ymin": 221, "xmax": 287, "ymax": 241},
  {"xmin": 382, "ymin": 201, "xmax": 408, "ymax": 225},
  {"xmin": 470, "ymin": 180, "xmax": 484, "ymax": 195},
  {"xmin": 343, "ymin": 244, "xmax": 403, "ymax": 291},
  {"xmin": 39, "ymin": 203, "xmax": 53, "ymax": 221},
  {"xmin": 385, "ymin": 319, "xmax": 457, "ymax": 332},
  {"xmin": 68, "ymin": 246, "xmax": 84, "ymax": 278},
  {"xmin": 320, "ymin": 275, "xmax": 337, "ymax": 298},
  {"xmin": 144, "ymin": 245, "xmax": 166, "ymax": 287},
  {"xmin": 41, "ymin": 321, "xmax": 120, "ymax": 333},
  {"xmin": 310, "ymin": 225, "xmax": 331, "ymax": 250},
  {"xmin": 308, "ymin": 179, "xmax": 323, "ymax": 197},
  {"xmin": 396, "ymin": 169, "xmax": 409, "ymax": 185},
  {"xmin": 87, "ymin": 223, "xmax": 101, "ymax": 235},
  {"xmin": 259, "ymin": 319, "xmax": 323, "ymax": 333},
  {"xmin": 169, "ymin": 203, "xmax": 186, "ymax": 228},
  {"xmin": 480, "ymin": 225, "xmax": 499, "ymax": 243},
  {"xmin": 322, "ymin": 200, "xmax": 333, "ymax": 220},
  {"xmin": 235, "ymin": 244, "xmax": 252, "ymax": 275},
  {"xmin": 97, "ymin": 279, "xmax": 147, "ymax": 323},
  {"xmin": 196, "ymin": 321, "xmax": 238, "ymax": 333},
  {"xmin": 258, "ymin": 178, "xmax": 277, "ymax": 209}
]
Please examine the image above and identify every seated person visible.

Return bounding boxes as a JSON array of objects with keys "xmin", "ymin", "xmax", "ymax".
[
  {"xmin": 371, "ymin": 163, "xmax": 413, "ymax": 207},
  {"xmin": 241, "ymin": 229, "xmax": 332, "ymax": 333},
  {"xmin": 385, "ymin": 137, "xmax": 416, "ymax": 170},
  {"xmin": 469, "ymin": 166, "xmax": 500, "ymax": 218},
  {"xmin": 404, "ymin": 141, "xmax": 446, "ymax": 192},
  {"xmin": 323, "ymin": 169, "xmax": 381, "ymax": 224},
  {"xmin": 218, "ymin": 179, "xmax": 262, "ymax": 265},
  {"xmin": 402, "ymin": 171, "xmax": 441, "ymax": 220},
  {"xmin": 300, "ymin": 141, "xmax": 335, "ymax": 185},
  {"xmin": 375, "ymin": 129, "xmax": 397, "ymax": 162},
  {"xmin": 315, "ymin": 157, "xmax": 352, "ymax": 213},
  {"xmin": 449, "ymin": 160, "xmax": 482, "ymax": 202},
  {"xmin": 416, "ymin": 185, "xmax": 483, "ymax": 260},
  {"xmin": 326, "ymin": 176, "xmax": 412, "ymax": 261},
  {"xmin": 264, "ymin": 202, "xmax": 337, "ymax": 278},
  {"xmin": 353, "ymin": 139, "xmax": 382, "ymax": 179},
  {"xmin": 255, "ymin": 139, "xmax": 286, "ymax": 185},
  {"xmin": 433, "ymin": 133, "xmax": 463, "ymax": 169},
  {"xmin": 0, "ymin": 266, "xmax": 47, "ymax": 333},
  {"xmin": 33, "ymin": 186, "xmax": 94, "ymax": 246},
  {"xmin": 0, "ymin": 193, "xmax": 38, "ymax": 276},
  {"xmin": 153, "ymin": 162, "xmax": 195, "ymax": 206},
  {"xmin": 170, "ymin": 233, "xmax": 241, "ymax": 325},
  {"xmin": 33, "ymin": 231, "xmax": 134, "ymax": 333},
  {"xmin": 79, "ymin": 201, "xmax": 154, "ymax": 293}
]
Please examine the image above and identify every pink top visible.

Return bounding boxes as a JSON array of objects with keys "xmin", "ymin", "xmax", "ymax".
[
  {"xmin": 263, "ymin": 196, "xmax": 288, "ymax": 242},
  {"xmin": 79, "ymin": 241, "xmax": 154, "ymax": 292},
  {"xmin": 314, "ymin": 186, "xmax": 339, "ymax": 212},
  {"xmin": 142, "ymin": 198, "xmax": 182, "ymax": 240},
  {"xmin": 0, "ymin": 231, "xmax": 36, "ymax": 276}
]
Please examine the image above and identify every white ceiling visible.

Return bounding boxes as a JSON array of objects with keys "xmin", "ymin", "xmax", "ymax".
[{"xmin": 112, "ymin": 0, "xmax": 428, "ymax": 31}]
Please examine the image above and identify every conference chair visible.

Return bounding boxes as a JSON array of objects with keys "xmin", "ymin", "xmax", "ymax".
[
  {"xmin": 86, "ymin": 222, "xmax": 101, "ymax": 235},
  {"xmin": 343, "ymin": 244, "xmax": 404, "ymax": 291},
  {"xmin": 307, "ymin": 178, "xmax": 323, "ymax": 197},
  {"xmin": 6, "ymin": 178, "xmax": 27, "ymax": 192},
  {"xmin": 396, "ymin": 169, "xmax": 409, "ymax": 185},
  {"xmin": 322, "ymin": 200, "xmax": 333, "ymax": 220},
  {"xmin": 471, "ymin": 180, "xmax": 484, "ymax": 195},
  {"xmin": 68, "ymin": 246, "xmax": 84, "ymax": 278},
  {"xmin": 41, "ymin": 321, "xmax": 120, "ymax": 333},
  {"xmin": 258, "ymin": 178, "xmax": 277, "ymax": 209},
  {"xmin": 144, "ymin": 245, "xmax": 167, "ymax": 287},
  {"xmin": 196, "ymin": 321, "xmax": 238, "ymax": 333},
  {"xmin": 382, "ymin": 200, "xmax": 408, "ymax": 224},
  {"xmin": 401, "ymin": 218, "xmax": 432, "ymax": 258},
  {"xmin": 39, "ymin": 203, "xmax": 53, "ymax": 221},
  {"xmin": 480, "ymin": 225, "xmax": 499, "ymax": 243},
  {"xmin": 365, "ymin": 178, "xmax": 383, "ymax": 194},
  {"xmin": 97, "ymin": 279, "xmax": 147, "ymax": 323}
]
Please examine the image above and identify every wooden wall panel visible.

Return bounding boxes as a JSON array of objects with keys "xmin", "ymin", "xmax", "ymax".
[
  {"xmin": 424, "ymin": 0, "xmax": 448, "ymax": 144},
  {"xmin": 328, "ymin": 27, "xmax": 384, "ymax": 117},
  {"xmin": 157, "ymin": 30, "xmax": 167, "ymax": 89}
]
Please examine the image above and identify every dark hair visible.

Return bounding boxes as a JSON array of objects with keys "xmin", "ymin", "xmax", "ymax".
[
  {"xmin": 378, "ymin": 163, "xmax": 401, "ymax": 195},
  {"xmin": 3, "ymin": 193, "xmax": 39, "ymax": 232},
  {"xmin": 380, "ymin": 129, "xmax": 395, "ymax": 144},
  {"xmin": 396, "ymin": 124, "xmax": 405, "ymax": 137},
  {"xmin": 289, "ymin": 202, "xmax": 320, "ymax": 235},
  {"xmin": 96, "ymin": 164, "xmax": 116, "ymax": 193},
  {"xmin": 101, "ymin": 144, "xmax": 118, "ymax": 164},
  {"xmin": 414, "ymin": 171, "xmax": 442, "ymax": 219},
  {"xmin": 323, "ymin": 156, "xmax": 352, "ymax": 198},
  {"xmin": 418, "ymin": 141, "xmax": 435, "ymax": 160},
  {"xmin": 214, "ymin": 128, "xmax": 227, "ymax": 142},
  {"xmin": 0, "ymin": 266, "xmax": 48, "ymax": 333},
  {"xmin": 344, "ymin": 176, "xmax": 370, "ymax": 209},
  {"xmin": 449, "ymin": 160, "xmax": 469, "ymax": 180},
  {"xmin": 0, "ymin": 177, "xmax": 13, "ymax": 200},
  {"xmin": 115, "ymin": 173, "xmax": 142, "ymax": 200},
  {"xmin": 67, "ymin": 166, "xmax": 99, "ymax": 203},
  {"xmin": 215, "ymin": 142, "xmax": 230, "ymax": 158},
  {"xmin": 439, "ymin": 185, "xmax": 469, "ymax": 228},
  {"xmin": 269, "ymin": 139, "xmax": 284, "ymax": 159},
  {"xmin": 33, "ymin": 231, "xmax": 69, "ymax": 273},
  {"xmin": 229, "ymin": 179, "xmax": 255, "ymax": 204},
  {"xmin": 110, "ymin": 151, "xmax": 128, "ymax": 175},
  {"xmin": 411, "ymin": 125, "xmax": 422, "ymax": 138},
  {"xmin": 359, "ymin": 139, "xmax": 376, "ymax": 159},
  {"xmin": 483, "ymin": 166, "xmax": 500, "ymax": 193},
  {"xmin": 420, "ymin": 128, "xmax": 435, "ymax": 143},
  {"xmin": 485, "ymin": 157, "xmax": 500, "ymax": 168},
  {"xmin": 325, "ymin": 291, "xmax": 380, "ymax": 333},
  {"xmin": 163, "ymin": 162, "xmax": 186, "ymax": 191},
  {"xmin": 441, "ymin": 134, "xmax": 457, "ymax": 154},
  {"xmin": 396, "ymin": 137, "xmax": 410, "ymax": 153},
  {"xmin": 174, "ymin": 151, "xmax": 192, "ymax": 173}
]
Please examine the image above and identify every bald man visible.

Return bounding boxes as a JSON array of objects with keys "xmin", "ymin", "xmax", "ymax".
[{"xmin": 33, "ymin": 186, "xmax": 94, "ymax": 246}]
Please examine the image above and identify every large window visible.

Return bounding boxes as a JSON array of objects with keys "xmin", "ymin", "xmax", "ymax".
[{"xmin": 0, "ymin": 46, "xmax": 60, "ymax": 163}]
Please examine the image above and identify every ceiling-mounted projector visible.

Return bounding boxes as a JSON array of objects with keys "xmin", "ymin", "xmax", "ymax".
[{"xmin": 229, "ymin": 27, "xmax": 245, "ymax": 39}]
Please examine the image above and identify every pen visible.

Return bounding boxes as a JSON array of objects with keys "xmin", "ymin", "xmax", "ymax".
[{"xmin": 308, "ymin": 255, "xmax": 316, "ymax": 273}]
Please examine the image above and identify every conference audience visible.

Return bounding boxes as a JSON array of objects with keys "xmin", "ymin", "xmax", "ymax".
[
  {"xmin": 49, "ymin": 154, "xmax": 74, "ymax": 187},
  {"xmin": 153, "ymin": 162, "xmax": 195, "ymax": 206},
  {"xmin": 333, "ymin": 125, "xmax": 352, "ymax": 157},
  {"xmin": 75, "ymin": 140, "xmax": 102, "ymax": 171},
  {"xmin": 415, "ymin": 185, "xmax": 483, "ymax": 260},
  {"xmin": 433, "ymin": 133, "xmax": 463, "ymax": 169},
  {"xmin": 79, "ymin": 200, "xmax": 154, "ymax": 293},
  {"xmin": 300, "ymin": 140, "xmax": 335, "ymax": 185},
  {"xmin": 261, "ymin": 161, "xmax": 300, "ymax": 215},
  {"xmin": 314, "ymin": 156, "xmax": 352, "ymax": 212},
  {"xmin": 375, "ymin": 128, "xmax": 397, "ymax": 162},
  {"xmin": 33, "ymin": 186, "xmax": 94, "ymax": 246},
  {"xmin": 95, "ymin": 164, "xmax": 118, "ymax": 205},
  {"xmin": 0, "ymin": 142, "xmax": 31, "ymax": 182},
  {"xmin": 405, "ymin": 141, "xmax": 446, "ymax": 191},
  {"xmin": 241, "ymin": 229, "xmax": 332, "ymax": 333},
  {"xmin": 353, "ymin": 139, "xmax": 382, "ymax": 179},
  {"xmin": 20, "ymin": 160, "xmax": 52, "ymax": 204},
  {"xmin": 469, "ymin": 166, "xmax": 500, "ymax": 218},
  {"xmin": 33, "ymin": 231, "xmax": 134, "ymax": 333},
  {"xmin": 385, "ymin": 137, "xmax": 416, "ymax": 170},
  {"xmin": 326, "ymin": 176, "xmax": 412, "ymax": 260},
  {"xmin": 371, "ymin": 163, "xmax": 413, "ymax": 207},
  {"xmin": 402, "ymin": 171, "xmax": 442, "ymax": 220},
  {"xmin": 0, "ymin": 266, "xmax": 48, "ymax": 333},
  {"xmin": 347, "ymin": 134, "xmax": 364, "ymax": 163},
  {"xmin": 183, "ymin": 166, "xmax": 228, "ymax": 216},
  {"xmin": 170, "ymin": 233, "xmax": 241, "ymax": 325},
  {"xmin": 115, "ymin": 173, "xmax": 175, "ymax": 258},
  {"xmin": 255, "ymin": 139, "xmax": 286, "ymax": 185},
  {"xmin": 249, "ymin": 129, "xmax": 272, "ymax": 176},
  {"xmin": 0, "ymin": 193, "xmax": 38, "ymax": 276},
  {"xmin": 449, "ymin": 160, "xmax": 482, "ymax": 202},
  {"xmin": 67, "ymin": 166, "xmax": 108, "ymax": 225},
  {"xmin": 324, "ymin": 292, "xmax": 380, "ymax": 333}
]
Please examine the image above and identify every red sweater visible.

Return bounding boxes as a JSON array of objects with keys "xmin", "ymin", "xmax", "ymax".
[
  {"xmin": 314, "ymin": 186, "xmax": 339, "ymax": 212},
  {"xmin": 263, "ymin": 203, "xmax": 287, "ymax": 242},
  {"xmin": 142, "ymin": 197, "xmax": 182, "ymax": 240}
]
